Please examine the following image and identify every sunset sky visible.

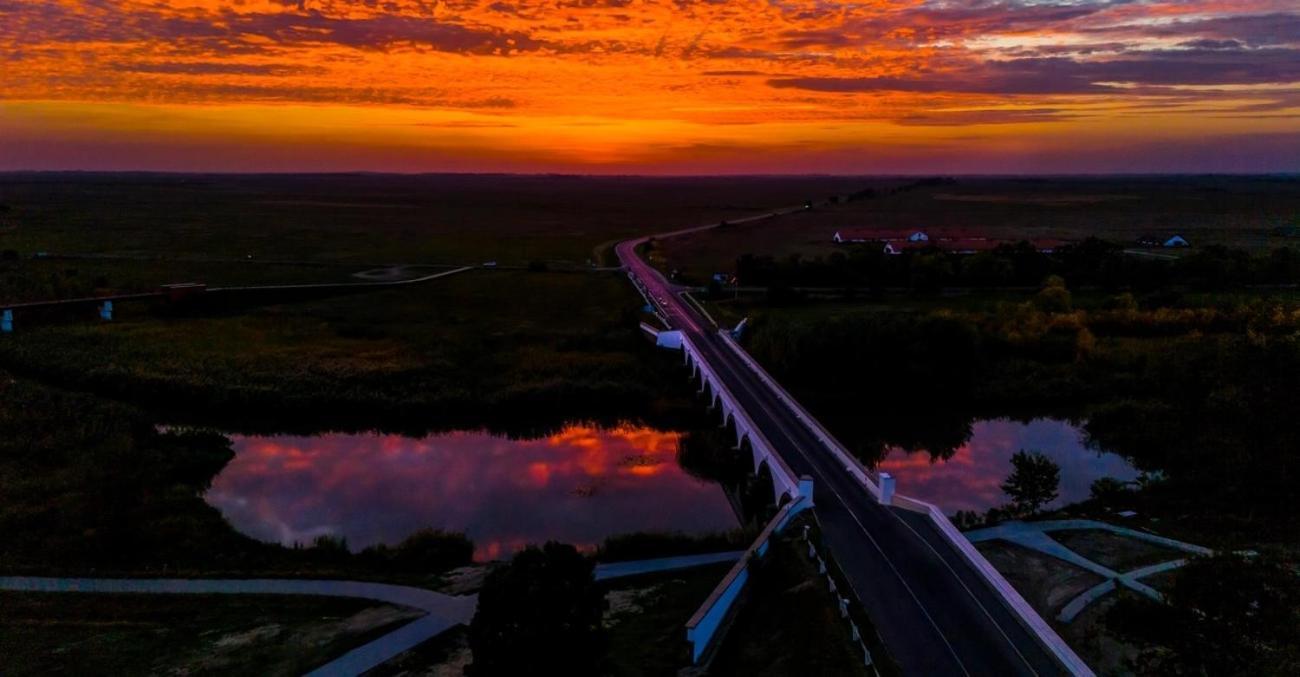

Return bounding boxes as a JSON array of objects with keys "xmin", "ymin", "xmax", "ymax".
[{"xmin": 2, "ymin": 0, "xmax": 1298, "ymax": 173}]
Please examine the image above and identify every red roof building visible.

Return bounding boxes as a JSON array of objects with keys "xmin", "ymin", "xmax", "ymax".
[{"xmin": 834, "ymin": 229, "xmax": 1068, "ymax": 254}]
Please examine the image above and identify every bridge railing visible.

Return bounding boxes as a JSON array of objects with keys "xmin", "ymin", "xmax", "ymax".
[
  {"xmin": 889, "ymin": 495, "xmax": 1096, "ymax": 676},
  {"xmin": 682, "ymin": 333, "xmax": 803, "ymax": 501},
  {"xmin": 684, "ymin": 479, "xmax": 813, "ymax": 665},
  {"xmin": 717, "ymin": 331, "xmax": 1095, "ymax": 677},
  {"xmin": 715, "ymin": 331, "xmax": 882, "ymax": 500}
]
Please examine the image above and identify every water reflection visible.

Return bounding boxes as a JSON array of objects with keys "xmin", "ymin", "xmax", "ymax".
[
  {"xmin": 205, "ymin": 424, "xmax": 738, "ymax": 560},
  {"xmin": 876, "ymin": 418, "xmax": 1138, "ymax": 514}
]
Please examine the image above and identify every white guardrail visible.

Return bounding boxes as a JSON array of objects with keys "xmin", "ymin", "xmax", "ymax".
[
  {"xmin": 627, "ymin": 249, "xmax": 1090, "ymax": 674},
  {"xmin": 717, "ymin": 331, "xmax": 883, "ymax": 501},
  {"xmin": 685, "ymin": 489, "xmax": 813, "ymax": 664},
  {"xmin": 717, "ymin": 332, "xmax": 1096, "ymax": 677},
  {"xmin": 683, "ymin": 333, "xmax": 804, "ymax": 501},
  {"xmin": 890, "ymin": 495, "xmax": 1096, "ymax": 676}
]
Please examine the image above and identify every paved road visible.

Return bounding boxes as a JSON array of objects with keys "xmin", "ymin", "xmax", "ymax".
[
  {"xmin": 1, "ymin": 551, "xmax": 745, "ymax": 676},
  {"xmin": 618, "ymin": 234, "xmax": 1069, "ymax": 676}
]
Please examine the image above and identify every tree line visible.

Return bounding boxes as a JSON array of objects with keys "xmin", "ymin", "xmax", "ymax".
[{"xmin": 728, "ymin": 239, "xmax": 1300, "ymax": 293}]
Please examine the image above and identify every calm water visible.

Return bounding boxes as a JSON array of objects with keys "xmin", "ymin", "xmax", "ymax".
[
  {"xmin": 205, "ymin": 425, "xmax": 738, "ymax": 560},
  {"xmin": 876, "ymin": 418, "xmax": 1139, "ymax": 514}
]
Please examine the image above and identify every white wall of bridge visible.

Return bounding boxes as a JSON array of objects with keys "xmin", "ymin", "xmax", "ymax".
[{"xmin": 681, "ymin": 335, "xmax": 803, "ymax": 505}]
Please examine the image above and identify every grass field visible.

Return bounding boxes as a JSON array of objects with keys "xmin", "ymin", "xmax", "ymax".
[
  {"xmin": 710, "ymin": 531, "xmax": 881, "ymax": 677},
  {"xmin": 603, "ymin": 564, "xmax": 733, "ymax": 677},
  {"xmin": 0, "ymin": 256, "xmax": 363, "ymax": 304},
  {"xmin": 0, "ymin": 173, "xmax": 875, "ymax": 267},
  {"xmin": 0, "ymin": 270, "xmax": 696, "ymax": 432},
  {"xmin": 0, "ymin": 592, "xmax": 418, "ymax": 677}
]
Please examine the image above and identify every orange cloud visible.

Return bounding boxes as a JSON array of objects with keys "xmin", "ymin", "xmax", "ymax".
[{"xmin": 1, "ymin": 0, "xmax": 1297, "ymax": 171}]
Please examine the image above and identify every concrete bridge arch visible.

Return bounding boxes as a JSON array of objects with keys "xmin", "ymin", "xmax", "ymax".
[{"xmin": 678, "ymin": 333, "xmax": 806, "ymax": 507}]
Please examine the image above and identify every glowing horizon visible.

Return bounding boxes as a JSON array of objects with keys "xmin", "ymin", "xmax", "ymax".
[{"xmin": 2, "ymin": 0, "xmax": 1298, "ymax": 174}]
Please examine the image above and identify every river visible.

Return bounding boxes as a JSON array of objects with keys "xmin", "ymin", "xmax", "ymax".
[
  {"xmin": 876, "ymin": 417, "xmax": 1138, "ymax": 514},
  {"xmin": 205, "ymin": 424, "xmax": 739, "ymax": 561}
]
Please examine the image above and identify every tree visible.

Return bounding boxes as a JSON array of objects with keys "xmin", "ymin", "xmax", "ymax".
[
  {"xmin": 1034, "ymin": 275, "xmax": 1072, "ymax": 313},
  {"xmin": 1089, "ymin": 476, "xmax": 1130, "ymax": 503},
  {"xmin": 705, "ymin": 276, "xmax": 724, "ymax": 299},
  {"xmin": 961, "ymin": 251, "xmax": 1014, "ymax": 287},
  {"xmin": 392, "ymin": 528, "xmax": 473, "ymax": 572},
  {"xmin": 908, "ymin": 252, "xmax": 953, "ymax": 292},
  {"xmin": 468, "ymin": 542, "xmax": 605, "ymax": 676},
  {"xmin": 1001, "ymin": 450, "xmax": 1060, "ymax": 515}
]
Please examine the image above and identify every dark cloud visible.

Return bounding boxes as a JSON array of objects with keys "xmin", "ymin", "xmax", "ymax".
[
  {"xmin": 557, "ymin": 0, "xmax": 633, "ymax": 8},
  {"xmin": 1082, "ymin": 13, "xmax": 1300, "ymax": 48},
  {"xmin": 769, "ymin": 67, "xmax": 1111, "ymax": 96},
  {"xmin": 1178, "ymin": 39, "xmax": 1245, "ymax": 51},
  {"xmin": 894, "ymin": 108, "xmax": 1080, "ymax": 126},
  {"xmin": 769, "ymin": 48, "xmax": 1300, "ymax": 95},
  {"xmin": 0, "ymin": 2, "xmax": 545, "ymax": 55},
  {"xmin": 284, "ymin": 13, "xmax": 543, "ymax": 53},
  {"xmin": 109, "ymin": 62, "xmax": 328, "ymax": 76},
  {"xmin": 777, "ymin": 1, "xmax": 1117, "ymax": 49},
  {"xmin": 193, "ymin": 84, "xmax": 513, "ymax": 109},
  {"xmin": 1002, "ymin": 42, "xmax": 1129, "ymax": 58}
]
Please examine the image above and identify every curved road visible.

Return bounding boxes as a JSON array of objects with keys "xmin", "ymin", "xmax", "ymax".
[
  {"xmin": 617, "ymin": 228, "xmax": 1072, "ymax": 676},
  {"xmin": 0, "ymin": 552, "xmax": 745, "ymax": 676}
]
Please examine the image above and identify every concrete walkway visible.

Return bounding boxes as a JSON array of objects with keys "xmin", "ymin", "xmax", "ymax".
[
  {"xmin": 966, "ymin": 519, "xmax": 1211, "ymax": 556},
  {"xmin": 963, "ymin": 520, "xmax": 1209, "ymax": 623},
  {"xmin": 0, "ymin": 576, "xmax": 474, "ymax": 614},
  {"xmin": 1, "ymin": 549, "xmax": 743, "ymax": 676},
  {"xmin": 593, "ymin": 550, "xmax": 744, "ymax": 581}
]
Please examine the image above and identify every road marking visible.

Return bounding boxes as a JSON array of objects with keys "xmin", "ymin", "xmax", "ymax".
[
  {"xmin": 712, "ymin": 337, "xmax": 1039, "ymax": 675},
  {"xmin": 703, "ymin": 320, "xmax": 1038, "ymax": 673},
  {"xmin": 888, "ymin": 510, "xmax": 1039, "ymax": 674}
]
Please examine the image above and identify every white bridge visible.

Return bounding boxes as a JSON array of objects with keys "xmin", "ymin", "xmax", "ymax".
[{"xmin": 681, "ymin": 332, "xmax": 805, "ymax": 505}]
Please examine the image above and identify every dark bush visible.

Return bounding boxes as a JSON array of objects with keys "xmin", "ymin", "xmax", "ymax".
[
  {"xmin": 597, "ymin": 530, "xmax": 750, "ymax": 563},
  {"xmin": 468, "ymin": 542, "xmax": 605, "ymax": 676},
  {"xmin": 392, "ymin": 528, "xmax": 474, "ymax": 572}
]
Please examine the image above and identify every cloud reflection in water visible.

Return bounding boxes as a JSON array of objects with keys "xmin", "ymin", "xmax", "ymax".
[
  {"xmin": 205, "ymin": 425, "xmax": 738, "ymax": 561},
  {"xmin": 877, "ymin": 418, "xmax": 1138, "ymax": 514}
]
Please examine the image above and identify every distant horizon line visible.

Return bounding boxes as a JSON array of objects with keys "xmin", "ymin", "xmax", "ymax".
[{"xmin": 2, "ymin": 169, "xmax": 1297, "ymax": 179}]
